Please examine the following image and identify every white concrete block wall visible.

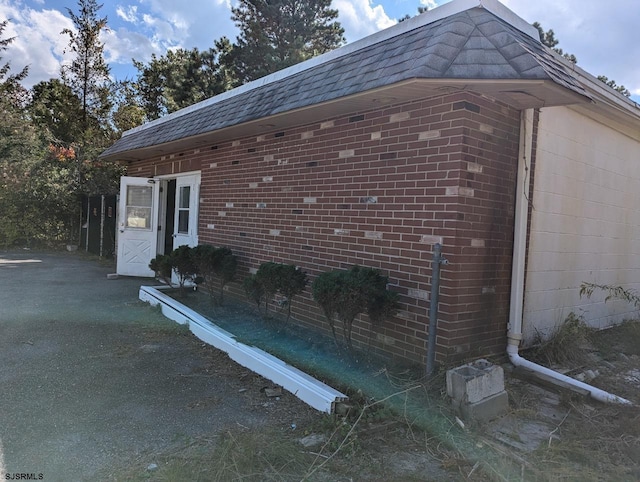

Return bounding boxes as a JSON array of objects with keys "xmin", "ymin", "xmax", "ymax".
[{"xmin": 523, "ymin": 106, "xmax": 640, "ymax": 343}]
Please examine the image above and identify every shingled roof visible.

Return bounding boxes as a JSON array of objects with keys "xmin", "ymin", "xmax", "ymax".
[{"xmin": 101, "ymin": 0, "xmax": 590, "ymax": 160}]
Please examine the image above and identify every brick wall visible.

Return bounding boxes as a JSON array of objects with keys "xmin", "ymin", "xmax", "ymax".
[{"xmin": 126, "ymin": 91, "xmax": 521, "ymax": 365}]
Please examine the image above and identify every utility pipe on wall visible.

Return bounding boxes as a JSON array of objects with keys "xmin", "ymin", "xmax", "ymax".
[
  {"xmin": 427, "ymin": 243, "xmax": 448, "ymax": 376},
  {"xmin": 507, "ymin": 109, "xmax": 631, "ymax": 405}
]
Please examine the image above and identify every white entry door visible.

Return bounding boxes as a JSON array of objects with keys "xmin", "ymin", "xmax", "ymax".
[
  {"xmin": 172, "ymin": 174, "xmax": 200, "ymax": 250},
  {"xmin": 116, "ymin": 176, "xmax": 159, "ymax": 277}
]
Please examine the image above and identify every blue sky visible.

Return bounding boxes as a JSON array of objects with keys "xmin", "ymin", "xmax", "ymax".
[{"xmin": 1, "ymin": 0, "xmax": 639, "ymax": 102}]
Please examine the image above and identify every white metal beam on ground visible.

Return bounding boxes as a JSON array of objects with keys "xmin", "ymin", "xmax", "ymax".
[{"xmin": 139, "ymin": 285, "xmax": 348, "ymax": 413}]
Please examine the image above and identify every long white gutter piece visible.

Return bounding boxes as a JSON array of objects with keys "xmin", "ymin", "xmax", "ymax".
[{"xmin": 139, "ymin": 285, "xmax": 348, "ymax": 413}]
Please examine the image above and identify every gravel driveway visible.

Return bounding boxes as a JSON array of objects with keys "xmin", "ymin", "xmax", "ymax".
[{"xmin": 0, "ymin": 251, "xmax": 318, "ymax": 481}]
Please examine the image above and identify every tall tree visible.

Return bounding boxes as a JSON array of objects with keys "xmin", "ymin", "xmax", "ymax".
[
  {"xmin": 230, "ymin": 0, "xmax": 345, "ymax": 83},
  {"xmin": 0, "ymin": 20, "xmax": 28, "ymax": 97},
  {"xmin": 133, "ymin": 40, "xmax": 235, "ymax": 120},
  {"xmin": 0, "ymin": 19, "xmax": 35, "ymax": 166},
  {"xmin": 0, "ymin": 20, "xmax": 49, "ymax": 246},
  {"xmin": 111, "ymin": 79, "xmax": 146, "ymax": 133},
  {"xmin": 61, "ymin": 0, "xmax": 112, "ymax": 142},
  {"xmin": 29, "ymin": 79, "xmax": 84, "ymax": 145},
  {"xmin": 58, "ymin": 1, "xmax": 123, "ymax": 245}
]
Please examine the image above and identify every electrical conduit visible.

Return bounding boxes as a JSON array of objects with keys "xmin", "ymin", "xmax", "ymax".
[{"xmin": 507, "ymin": 109, "xmax": 631, "ymax": 405}]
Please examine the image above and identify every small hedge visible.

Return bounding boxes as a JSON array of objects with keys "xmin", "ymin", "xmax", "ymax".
[
  {"xmin": 192, "ymin": 245, "xmax": 238, "ymax": 305},
  {"xmin": 312, "ymin": 265, "xmax": 398, "ymax": 350},
  {"xmin": 243, "ymin": 262, "xmax": 308, "ymax": 321},
  {"xmin": 149, "ymin": 244, "xmax": 237, "ymax": 302}
]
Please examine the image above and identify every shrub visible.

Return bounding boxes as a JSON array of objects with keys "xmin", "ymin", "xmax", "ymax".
[
  {"xmin": 169, "ymin": 245, "xmax": 199, "ymax": 295},
  {"xmin": 243, "ymin": 274, "xmax": 264, "ymax": 308},
  {"xmin": 149, "ymin": 245, "xmax": 199, "ymax": 296},
  {"xmin": 149, "ymin": 254, "xmax": 172, "ymax": 285},
  {"xmin": 312, "ymin": 265, "xmax": 398, "ymax": 350},
  {"xmin": 192, "ymin": 245, "xmax": 238, "ymax": 305},
  {"xmin": 243, "ymin": 262, "xmax": 308, "ymax": 321},
  {"xmin": 274, "ymin": 264, "xmax": 308, "ymax": 322}
]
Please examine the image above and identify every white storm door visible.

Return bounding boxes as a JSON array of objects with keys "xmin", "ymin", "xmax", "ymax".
[
  {"xmin": 172, "ymin": 174, "xmax": 200, "ymax": 250},
  {"xmin": 116, "ymin": 176, "xmax": 159, "ymax": 277}
]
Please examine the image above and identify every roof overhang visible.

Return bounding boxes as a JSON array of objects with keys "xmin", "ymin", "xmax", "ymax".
[{"xmin": 104, "ymin": 78, "xmax": 590, "ymax": 163}]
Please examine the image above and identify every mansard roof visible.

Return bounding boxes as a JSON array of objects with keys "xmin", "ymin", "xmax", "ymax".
[{"xmin": 101, "ymin": 0, "xmax": 591, "ymax": 161}]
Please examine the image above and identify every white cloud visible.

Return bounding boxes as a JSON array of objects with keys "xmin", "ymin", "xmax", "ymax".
[
  {"xmin": 139, "ymin": 0, "xmax": 237, "ymax": 48},
  {"xmin": 334, "ymin": 0, "xmax": 396, "ymax": 42},
  {"xmin": 0, "ymin": 1, "xmax": 74, "ymax": 88},
  {"xmin": 141, "ymin": 13, "xmax": 179, "ymax": 45},
  {"xmin": 420, "ymin": 0, "xmax": 439, "ymax": 10},
  {"xmin": 102, "ymin": 27, "xmax": 159, "ymax": 66},
  {"xmin": 116, "ymin": 5, "xmax": 139, "ymax": 24}
]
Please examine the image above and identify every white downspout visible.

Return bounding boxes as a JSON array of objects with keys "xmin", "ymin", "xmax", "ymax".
[{"xmin": 507, "ymin": 109, "xmax": 631, "ymax": 405}]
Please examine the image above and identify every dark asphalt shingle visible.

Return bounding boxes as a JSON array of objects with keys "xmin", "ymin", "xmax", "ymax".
[{"xmin": 101, "ymin": 7, "xmax": 588, "ymax": 159}]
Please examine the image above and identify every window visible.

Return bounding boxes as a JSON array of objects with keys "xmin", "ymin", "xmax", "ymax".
[
  {"xmin": 177, "ymin": 186, "xmax": 190, "ymax": 234},
  {"xmin": 125, "ymin": 186, "xmax": 152, "ymax": 229}
]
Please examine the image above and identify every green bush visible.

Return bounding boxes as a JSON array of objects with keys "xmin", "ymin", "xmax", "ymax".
[
  {"xmin": 149, "ymin": 245, "xmax": 199, "ymax": 296},
  {"xmin": 312, "ymin": 265, "xmax": 398, "ymax": 350},
  {"xmin": 243, "ymin": 274, "xmax": 264, "ymax": 308},
  {"xmin": 192, "ymin": 245, "xmax": 238, "ymax": 305},
  {"xmin": 149, "ymin": 253, "xmax": 172, "ymax": 285},
  {"xmin": 243, "ymin": 262, "xmax": 308, "ymax": 321}
]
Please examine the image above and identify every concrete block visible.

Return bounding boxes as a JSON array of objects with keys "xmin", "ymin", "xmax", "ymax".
[
  {"xmin": 459, "ymin": 390, "xmax": 509, "ymax": 422},
  {"xmin": 446, "ymin": 359, "xmax": 508, "ymax": 422},
  {"xmin": 446, "ymin": 359, "xmax": 505, "ymax": 404}
]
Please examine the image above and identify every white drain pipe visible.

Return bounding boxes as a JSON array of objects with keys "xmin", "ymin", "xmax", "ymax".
[{"xmin": 507, "ymin": 109, "xmax": 631, "ymax": 405}]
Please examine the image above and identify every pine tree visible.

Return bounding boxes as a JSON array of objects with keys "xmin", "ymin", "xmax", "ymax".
[
  {"xmin": 61, "ymin": 0, "xmax": 112, "ymax": 138},
  {"xmin": 133, "ymin": 40, "xmax": 235, "ymax": 120},
  {"xmin": 230, "ymin": 0, "xmax": 345, "ymax": 82}
]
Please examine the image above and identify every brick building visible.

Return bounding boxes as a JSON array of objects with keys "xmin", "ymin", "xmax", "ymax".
[{"xmin": 101, "ymin": 0, "xmax": 640, "ymax": 366}]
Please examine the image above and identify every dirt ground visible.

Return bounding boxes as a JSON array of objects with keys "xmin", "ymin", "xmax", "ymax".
[
  {"xmin": 1, "ymin": 251, "xmax": 638, "ymax": 481},
  {"xmin": 487, "ymin": 321, "xmax": 640, "ymax": 481}
]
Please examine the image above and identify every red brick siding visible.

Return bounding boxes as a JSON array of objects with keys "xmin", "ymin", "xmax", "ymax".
[{"xmin": 125, "ymin": 92, "xmax": 520, "ymax": 365}]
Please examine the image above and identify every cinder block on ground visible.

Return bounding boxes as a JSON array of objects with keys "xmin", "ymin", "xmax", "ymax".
[
  {"xmin": 459, "ymin": 390, "xmax": 509, "ymax": 422},
  {"xmin": 447, "ymin": 359, "xmax": 508, "ymax": 422},
  {"xmin": 447, "ymin": 359, "xmax": 505, "ymax": 404}
]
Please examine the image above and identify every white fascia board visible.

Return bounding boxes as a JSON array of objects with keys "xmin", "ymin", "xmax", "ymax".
[
  {"xmin": 139, "ymin": 285, "xmax": 347, "ymax": 413},
  {"xmin": 122, "ymin": 0, "xmax": 538, "ymax": 139}
]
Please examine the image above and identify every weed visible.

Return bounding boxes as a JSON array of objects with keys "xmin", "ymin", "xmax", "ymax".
[
  {"xmin": 528, "ymin": 312, "xmax": 593, "ymax": 366},
  {"xmin": 580, "ymin": 281, "xmax": 640, "ymax": 309},
  {"xmin": 121, "ymin": 431, "xmax": 316, "ymax": 482},
  {"xmin": 590, "ymin": 319, "xmax": 640, "ymax": 357}
]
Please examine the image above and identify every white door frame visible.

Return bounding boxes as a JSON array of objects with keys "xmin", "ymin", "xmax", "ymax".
[
  {"xmin": 172, "ymin": 173, "xmax": 200, "ymax": 250},
  {"xmin": 116, "ymin": 171, "xmax": 201, "ymax": 277},
  {"xmin": 154, "ymin": 171, "xmax": 201, "ymax": 252},
  {"xmin": 116, "ymin": 176, "xmax": 160, "ymax": 277}
]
